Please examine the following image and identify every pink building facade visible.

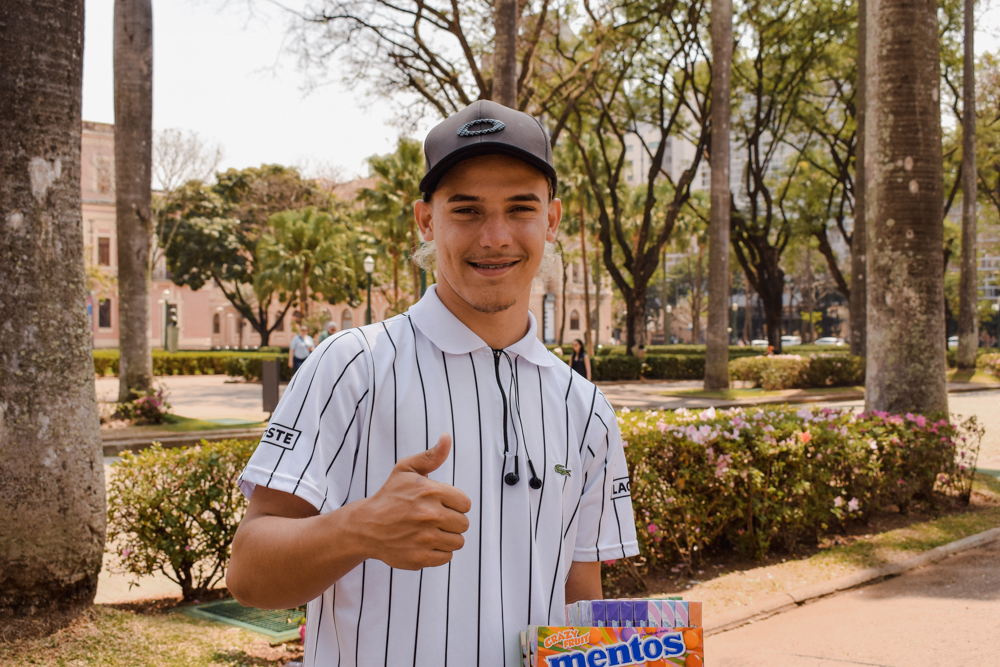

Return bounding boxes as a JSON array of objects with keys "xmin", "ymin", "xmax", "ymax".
[{"xmin": 81, "ymin": 121, "xmax": 611, "ymax": 350}]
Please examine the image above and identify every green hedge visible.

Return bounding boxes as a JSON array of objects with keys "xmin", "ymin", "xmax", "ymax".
[
  {"xmin": 945, "ymin": 347, "xmax": 1000, "ymax": 368},
  {"xmin": 92, "ymin": 350, "xmax": 291, "ymax": 379},
  {"xmin": 729, "ymin": 354, "xmax": 865, "ymax": 390}
]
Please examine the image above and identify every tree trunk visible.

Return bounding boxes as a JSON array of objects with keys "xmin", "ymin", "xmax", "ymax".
[
  {"xmin": 865, "ymin": 0, "xmax": 947, "ymax": 413},
  {"xmin": 956, "ymin": 0, "xmax": 978, "ymax": 370},
  {"xmin": 558, "ymin": 241, "xmax": 568, "ymax": 346},
  {"xmin": 850, "ymin": 0, "xmax": 868, "ymax": 357},
  {"xmin": 300, "ymin": 259, "xmax": 310, "ymax": 317},
  {"xmin": 0, "ymin": 0, "xmax": 106, "ymax": 638},
  {"xmin": 744, "ymin": 278, "xmax": 753, "ymax": 342},
  {"xmin": 626, "ymin": 284, "xmax": 648, "ymax": 354},
  {"xmin": 493, "ymin": 0, "xmax": 518, "ymax": 107},
  {"xmin": 593, "ymin": 245, "xmax": 602, "ymax": 346},
  {"xmin": 114, "ymin": 0, "xmax": 153, "ymax": 401},
  {"xmin": 580, "ymin": 207, "xmax": 594, "ymax": 356},
  {"xmin": 704, "ymin": 0, "xmax": 734, "ymax": 389},
  {"xmin": 409, "ymin": 217, "xmax": 420, "ymax": 303}
]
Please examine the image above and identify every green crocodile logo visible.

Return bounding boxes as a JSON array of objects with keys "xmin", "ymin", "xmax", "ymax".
[{"xmin": 554, "ymin": 464, "xmax": 572, "ymax": 477}]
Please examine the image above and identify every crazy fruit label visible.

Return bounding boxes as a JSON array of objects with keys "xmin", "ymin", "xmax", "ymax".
[{"xmin": 536, "ymin": 626, "xmax": 704, "ymax": 667}]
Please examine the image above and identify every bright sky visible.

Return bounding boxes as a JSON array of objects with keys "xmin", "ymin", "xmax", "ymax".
[
  {"xmin": 82, "ymin": 1, "xmax": 1000, "ymax": 184},
  {"xmin": 82, "ymin": 0, "xmax": 416, "ymax": 183}
]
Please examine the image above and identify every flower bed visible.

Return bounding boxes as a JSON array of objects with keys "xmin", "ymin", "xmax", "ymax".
[
  {"xmin": 617, "ymin": 405, "xmax": 980, "ymax": 571},
  {"xmin": 729, "ymin": 354, "xmax": 865, "ymax": 390},
  {"xmin": 980, "ymin": 353, "xmax": 1000, "ymax": 376}
]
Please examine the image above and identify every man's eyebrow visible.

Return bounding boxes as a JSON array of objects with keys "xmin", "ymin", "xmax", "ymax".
[
  {"xmin": 507, "ymin": 193, "xmax": 542, "ymax": 203},
  {"xmin": 446, "ymin": 193, "xmax": 483, "ymax": 203}
]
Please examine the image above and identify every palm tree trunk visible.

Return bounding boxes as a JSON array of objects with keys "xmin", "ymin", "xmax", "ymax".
[
  {"xmin": 850, "ymin": 0, "xmax": 868, "ymax": 357},
  {"xmin": 865, "ymin": 0, "xmax": 947, "ymax": 413},
  {"xmin": 0, "ymin": 0, "xmax": 106, "ymax": 637},
  {"xmin": 493, "ymin": 0, "xmax": 518, "ymax": 107},
  {"xmin": 956, "ymin": 0, "xmax": 978, "ymax": 370},
  {"xmin": 704, "ymin": 0, "xmax": 733, "ymax": 389},
  {"xmin": 579, "ymin": 204, "xmax": 594, "ymax": 356},
  {"xmin": 114, "ymin": 0, "xmax": 153, "ymax": 401}
]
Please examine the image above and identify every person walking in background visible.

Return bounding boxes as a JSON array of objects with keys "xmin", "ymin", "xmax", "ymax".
[
  {"xmin": 317, "ymin": 321, "xmax": 337, "ymax": 344},
  {"xmin": 288, "ymin": 325, "xmax": 315, "ymax": 372},
  {"xmin": 570, "ymin": 338, "xmax": 591, "ymax": 380}
]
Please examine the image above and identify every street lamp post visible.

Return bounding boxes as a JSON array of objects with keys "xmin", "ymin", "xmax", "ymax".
[
  {"xmin": 364, "ymin": 255, "xmax": 375, "ymax": 325},
  {"xmin": 664, "ymin": 304, "xmax": 673, "ymax": 345},
  {"xmin": 731, "ymin": 301, "xmax": 739, "ymax": 344}
]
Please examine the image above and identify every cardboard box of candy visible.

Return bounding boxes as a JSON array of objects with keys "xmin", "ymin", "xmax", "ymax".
[{"xmin": 521, "ymin": 599, "xmax": 704, "ymax": 667}]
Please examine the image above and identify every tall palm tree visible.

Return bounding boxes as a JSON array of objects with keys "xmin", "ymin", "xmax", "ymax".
[
  {"xmin": 850, "ymin": 0, "xmax": 868, "ymax": 357},
  {"xmin": 114, "ymin": 0, "xmax": 153, "ymax": 401},
  {"xmin": 357, "ymin": 138, "xmax": 424, "ymax": 313},
  {"xmin": 704, "ymin": 0, "xmax": 734, "ymax": 389},
  {"xmin": 493, "ymin": 0, "xmax": 517, "ymax": 107},
  {"xmin": 956, "ymin": 0, "xmax": 978, "ymax": 370},
  {"xmin": 0, "ymin": 0, "xmax": 106, "ymax": 637},
  {"xmin": 864, "ymin": 0, "xmax": 948, "ymax": 413},
  {"xmin": 256, "ymin": 207, "xmax": 360, "ymax": 318}
]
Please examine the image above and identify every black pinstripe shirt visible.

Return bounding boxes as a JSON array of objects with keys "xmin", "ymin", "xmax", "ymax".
[{"xmin": 238, "ymin": 286, "xmax": 639, "ymax": 667}]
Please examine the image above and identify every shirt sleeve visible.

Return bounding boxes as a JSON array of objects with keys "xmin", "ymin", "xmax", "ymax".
[
  {"xmin": 237, "ymin": 331, "xmax": 371, "ymax": 513},
  {"xmin": 572, "ymin": 393, "xmax": 639, "ymax": 562}
]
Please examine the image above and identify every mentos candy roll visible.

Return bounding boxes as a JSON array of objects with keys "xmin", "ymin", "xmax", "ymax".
[
  {"xmin": 620, "ymin": 600, "xmax": 633, "ymax": 627},
  {"xmin": 605, "ymin": 600, "xmax": 620, "ymax": 627},
  {"xmin": 591, "ymin": 600, "xmax": 606, "ymax": 627},
  {"xmin": 633, "ymin": 600, "xmax": 648, "ymax": 627},
  {"xmin": 688, "ymin": 601, "xmax": 702, "ymax": 628},
  {"xmin": 660, "ymin": 599, "xmax": 676, "ymax": 628},
  {"xmin": 647, "ymin": 600, "xmax": 662, "ymax": 627}
]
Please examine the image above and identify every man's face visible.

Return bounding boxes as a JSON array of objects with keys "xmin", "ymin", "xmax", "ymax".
[
  {"xmin": 415, "ymin": 154, "xmax": 561, "ymax": 314},
  {"xmin": 299, "ymin": 327, "xmax": 307, "ymax": 337}
]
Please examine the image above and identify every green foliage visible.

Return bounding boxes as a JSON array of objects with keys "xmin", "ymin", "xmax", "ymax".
[
  {"xmin": 256, "ymin": 206, "xmax": 364, "ymax": 315},
  {"xmin": 92, "ymin": 350, "xmax": 291, "ymax": 378},
  {"xmin": 980, "ymin": 353, "xmax": 1000, "ymax": 376},
  {"xmin": 162, "ymin": 165, "xmax": 334, "ymax": 345},
  {"xmin": 224, "ymin": 355, "xmax": 294, "ymax": 383},
  {"xmin": 616, "ymin": 406, "xmax": 982, "ymax": 572},
  {"xmin": 640, "ymin": 355, "xmax": 706, "ymax": 380},
  {"xmin": 106, "ymin": 439, "xmax": 257, "ymax": 600},
  {"xmin": 729, "ymin": 354, "xmax": 865, "ymax": 390},
  {"xmin": 590, "ymin": 355, "xmax": 643, "ymax": 381}
]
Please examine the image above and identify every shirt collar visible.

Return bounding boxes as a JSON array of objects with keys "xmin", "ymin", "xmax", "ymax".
[{"xmin": 407, "ymin": 285, "xmax": 555, "ymax": 367}]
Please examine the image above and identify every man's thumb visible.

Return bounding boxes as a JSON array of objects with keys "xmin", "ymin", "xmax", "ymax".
[{"xmin": 395, "ymin": 433, "xmax": 452, "ymax": 477}]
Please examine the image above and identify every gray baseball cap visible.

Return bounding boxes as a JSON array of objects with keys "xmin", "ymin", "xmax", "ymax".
[{"xmin": 420, "ymin": 100, "xmax": 557, "ymax": 197}]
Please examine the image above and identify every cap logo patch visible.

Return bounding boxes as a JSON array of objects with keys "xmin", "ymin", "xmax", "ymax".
[{"xmin": 457, "ymin": 118, "xmax": 506, "ymax": 137}]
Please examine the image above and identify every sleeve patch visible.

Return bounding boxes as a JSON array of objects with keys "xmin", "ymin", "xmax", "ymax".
[
  {"xmin": 611, "ymin": 476, "xmax": 631, "ymax": 500},
  {"xmin": 260, "ymin": 423, "xmax": 302, "ymax": 450}
]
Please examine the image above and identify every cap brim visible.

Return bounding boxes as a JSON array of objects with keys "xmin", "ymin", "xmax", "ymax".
[{"xmin": 419, "ymin": 142, "xmax": 558, "ymax": 197}]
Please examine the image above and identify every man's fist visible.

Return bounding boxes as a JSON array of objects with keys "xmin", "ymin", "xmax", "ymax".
[{"xmin": 355, "ymin": 434, "xmax": 472, "ymax": 570}]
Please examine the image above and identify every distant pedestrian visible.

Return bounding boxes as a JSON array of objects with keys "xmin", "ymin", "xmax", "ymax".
[
  {"xmin": 570, "ymin": 338, "xmax": 592, "ymax": 381},
  {"xmin": 288, "ymin": 325, "xmax": 315, "ymax": 372},
  {"xmin": 317, "ymin": 321, "xmax": 337, "ymax": 344}
]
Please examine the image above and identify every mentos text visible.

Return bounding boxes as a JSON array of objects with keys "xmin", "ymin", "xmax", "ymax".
[{"xmin": 544, "ymin": 633, "xmax": 685, "ymax": 667}]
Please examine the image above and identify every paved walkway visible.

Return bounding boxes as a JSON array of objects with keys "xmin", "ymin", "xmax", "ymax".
[{"xmin": 710, "ymin": 538, "xmax": 1000, "ymax": 665}]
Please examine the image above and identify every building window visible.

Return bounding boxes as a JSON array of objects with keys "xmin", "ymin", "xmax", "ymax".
[
  {"xmin": 572, "ymin": 262, "xmax": 579, "ymax": 283},
  {"xmin": 213, "ymin": 313, "xmax": 220, "ymax": 334},
  {"xmin": 98, "ymin": 299, "xmax": 112, "ymax": 328},
  {"xmin": 342, "ymin": 309, "xmax": 354, "ymax": 330},
  {"xmin": 98, "ymin": 237, "xmax": 110, "ymax": 266},
  {"xmin": 570, "ymin": 310, "xmax": 580, "ymax": 330}
]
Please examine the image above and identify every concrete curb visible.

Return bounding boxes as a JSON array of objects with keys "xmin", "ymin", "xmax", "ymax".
[
  {"xmin": 704, "ymin": 526, "xmax": 1000, "ymax": 636},
  {"xmin": 102, "ymin": 428, "xmax": 266, "ymax": 457}
]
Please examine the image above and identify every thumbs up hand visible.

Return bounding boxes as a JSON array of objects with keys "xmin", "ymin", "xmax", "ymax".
[{"xmin": 355, "ymin": 434, "xmax": 472, "ymax": 570}]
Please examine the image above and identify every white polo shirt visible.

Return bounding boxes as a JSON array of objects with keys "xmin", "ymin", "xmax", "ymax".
[{"xmin": 238, "ymin": 285, "xmax": 638, "ymax": 667}]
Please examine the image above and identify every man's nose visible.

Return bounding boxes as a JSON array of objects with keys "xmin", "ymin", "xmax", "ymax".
[{"xmin": 479, "ymin": 210, "xmax": 513, "ymax": 248}]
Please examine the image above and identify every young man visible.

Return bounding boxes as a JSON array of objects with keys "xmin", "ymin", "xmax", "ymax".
[{"xmin": 228, "ymin": 100, "xmax": 638, "ymax": 667}]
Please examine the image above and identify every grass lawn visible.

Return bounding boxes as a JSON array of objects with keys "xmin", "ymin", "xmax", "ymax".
[
  {"xmin": 946, "ymin": 369, "xmax": 1000, "ymax": 384},
  {"xmin": 103, "ymin": 415, "xmax": 266, "ymax": 437},
  {"xmin": 0, "ymin": 605, "xmax": 303, "ymax": 666},
  {"xmin": 657, "ymin": 386, "xmax": 864, "ymax": 401}
]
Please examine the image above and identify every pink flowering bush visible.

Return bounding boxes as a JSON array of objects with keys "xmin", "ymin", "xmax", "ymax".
[
  {"xmin": 107, "ymin": 438, "xmax": 257, "ymax": 600},
  {"xmin": 980, "ymin": 353, "xmax": 1000, "ymax": 377},
  {"xmin": 618, "ymin": 405, "xmax": 982, "ymax": 568},
  {"xmin": 115, "ymin": 384, "xmax": 171, "ymax": 424}
]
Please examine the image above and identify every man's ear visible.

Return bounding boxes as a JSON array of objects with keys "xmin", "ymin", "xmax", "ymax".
[
  {"xmin": 546, "ymin": 198, "xmax": 563, "ymax": 243},
  {"xmin": 414, "ymin": 199, "xmax": 434, "ymax": 241}
]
